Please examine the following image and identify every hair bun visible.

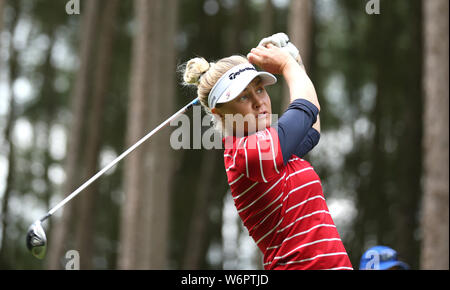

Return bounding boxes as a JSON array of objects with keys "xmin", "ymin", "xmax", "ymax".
[{"xmin": 183, "ymin": 57, "xmax": 211, "ymax": 86}]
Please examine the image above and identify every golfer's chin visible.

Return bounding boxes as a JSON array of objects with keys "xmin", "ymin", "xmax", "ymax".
[
  {"xmin": 244, "ymin": 115, "xmax": 272, "ymax": 135},
  {"xmin": 257, "ymin": 113, "xmax": 272, "ymax": 131}
]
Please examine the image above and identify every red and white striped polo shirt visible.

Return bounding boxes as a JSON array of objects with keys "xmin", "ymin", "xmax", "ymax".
[{"xmin": 223, "ymin": 127, "xmax": 353, "ymax": 270}]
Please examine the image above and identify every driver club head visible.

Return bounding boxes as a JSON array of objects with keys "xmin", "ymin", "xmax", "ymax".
[{"xmin": 26, "ymin": 220, "xmax": 47, "ymax": 259}]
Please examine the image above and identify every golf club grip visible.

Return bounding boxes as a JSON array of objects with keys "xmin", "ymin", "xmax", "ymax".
[{"xmin": 46, "ymin": 98, "xmax": 199, "ymax": 217}]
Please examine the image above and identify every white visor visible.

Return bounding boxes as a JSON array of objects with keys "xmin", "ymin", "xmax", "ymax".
[{"xmin": 208, "ymin": 63, "xmax": 277, "ymax": 108}]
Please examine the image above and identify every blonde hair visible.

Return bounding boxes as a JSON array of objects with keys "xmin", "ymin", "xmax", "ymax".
[
  {"xmin": 181, "ymin": 55, "xmax": 249, "ymax": 113},
  {"xmin": 181, "ymin": 55, "xmax": 249, "ymax": 135}
]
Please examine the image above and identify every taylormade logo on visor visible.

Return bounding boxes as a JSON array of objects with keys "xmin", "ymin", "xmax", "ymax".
[{"xmin": 228, "ymin": 66, "xmax": 256, "ymax": 80}]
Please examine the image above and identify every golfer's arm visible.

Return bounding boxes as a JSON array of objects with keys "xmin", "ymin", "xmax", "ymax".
[
  {"xmin": 283, "ymin": 58, "xmax": 320, "ymax": 109},
  {"xmin": 282, "ymin": 59, "xmax": 321, "ymax": 133}
]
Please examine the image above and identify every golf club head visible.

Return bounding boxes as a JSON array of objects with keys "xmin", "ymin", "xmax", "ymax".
[{"xmin": 26, "ymin": 220, "xmax": 47, "ymax": 259}]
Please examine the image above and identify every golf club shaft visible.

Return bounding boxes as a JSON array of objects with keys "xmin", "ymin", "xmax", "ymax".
[{"xmin": 41, "ymin": 98, "xmax": 199, "ymax": 222}]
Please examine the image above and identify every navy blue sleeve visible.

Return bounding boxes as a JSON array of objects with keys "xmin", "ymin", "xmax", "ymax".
[
  {"xmin": 272, "ymin": 99, "xmax": 320, "ymax": 164},
  {"xmin": 294, "ymin": 127, "xmax": 320, "ymax": 158}
]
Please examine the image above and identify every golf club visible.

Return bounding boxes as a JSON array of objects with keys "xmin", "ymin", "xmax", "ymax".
[{"xmin": 26, "ymin": 98, "xmax": 200, "ymax": 259}]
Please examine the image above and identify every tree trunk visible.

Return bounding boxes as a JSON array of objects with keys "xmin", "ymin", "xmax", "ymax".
[
  {"xmin": 288, "ymin": 0, "xmax": 312, "ymax": 70},
  {"xmin": 183, "ymin": 150, "xmax": 221, "ymax": 269},
  {"xmin": 420, "ymin": 0, "xmax": 449, "ymax": 270},
  {"xmin": 118, "ymin": 0, "xmax": 178, "ymax": 269},
  {"xmin": 46, "ymin": 0, "xmax": 100, "ymax": 269},
  {"xmin": 282, "ymin": 0, "xmax": 313, "ymax": 110},
  {"xmin": 258, "ymin": 0, "xmax": 274, "ymax": 42},
  {"xmin": 0, "ymin": 0, "xmax": 20, "ymax": 266},
  {"xmin": 117, "ymin": 0, "xmax": 154, "ymax": 270},
  {"xmin": 0, "ymin": 0, "xmax": 4, "ymax": 34},
  {"xmin": 39, "ymin": 29, "xmax": 57, "ymax": 232},
  {"xmin": 146, "ymin": 0, "xmax": 178, "ymax": 269},
  {"xmin": 228, "ymin": 0, "xmax": 248, "ymax": 54},
  {"xmin": 74, "ymin": 0, "xmax": 119, "ymax": 270}
]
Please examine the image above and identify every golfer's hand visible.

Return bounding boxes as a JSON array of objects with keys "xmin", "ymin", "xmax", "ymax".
[
  {"xmin": 247, "ymin": 43, "xmax": 297, "ymax": 75},
  {"xmin": 258, "ymin": 32, "xmax": 300, "ymax": 62}
]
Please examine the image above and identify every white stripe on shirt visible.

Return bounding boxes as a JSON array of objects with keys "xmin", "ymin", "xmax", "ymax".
[
  {"xmin": 283, "ymin": 180, "xmax": 321, "ymax": 202},
  {"xmin": 275, "ymin": 252, "xmax": 349, "ymax": 266},
  {"xmin": 288, "ymin": 157, "xmax": 305, "ymax": 161},
  {"xmin": 252, "ymin": 203, "xmax": 282, "ymax": 232},
  {"xmin": 229, "ymin": 173, "xmax": 244, "ymax": 186},
  {"xmin": 244, "ymin": 138, "xmax": 249, "ymax": 177},
  {"xmin": 254, "ymin": 191, "xmax": 284, "ymax": 217},
  {"xmin": 237, "ymin": 173, "xmax": 286, "ymax": 213},
  {"xmin": 273, "ymin": 238, "xmax": 342, "ymax": 261},
  {"xmin": 285, "ymin": 195, "xmax": 325, "ymax": 213},
  {"xmin": 266, "ymin": 128, "xmax": 280, "ymax": 174},
  {"xmin": 250, "ymin": 192, "xmax": 284, "ymax": 232},
  {"xmin": 256, "ymin": 218, "xmax": 284, "ymax": 245},
  {"xmin": 256, "ymin": 140, "xmax": 268, "ymax": 182},
  {"xmin": 277, "ymin": 210, "xmax": 329, "ymax": 233},
  {"xmin": 233, "ymin": 181, "xmax": 258, "ymax": 200},
  {"xmin": 266, "ymin": 224, "xmax": 336, "ymax": 251},
  {"xmin": 286, "ymin": 167, "xmax": 313, "ymax": 181},
  {"xmin": 226, "ymin": 138, "xmax": 245, "ymax": 172}
]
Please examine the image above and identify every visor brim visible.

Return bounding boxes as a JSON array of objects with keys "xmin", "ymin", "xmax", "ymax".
[{"xmin": 215, "ymin": 71, "xmax": 277, "ymax": 105}]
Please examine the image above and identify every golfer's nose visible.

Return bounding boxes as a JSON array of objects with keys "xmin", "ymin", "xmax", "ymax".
[{"xmin": 252, "ymin": 94, "xmax": 263, "ymax": 109}]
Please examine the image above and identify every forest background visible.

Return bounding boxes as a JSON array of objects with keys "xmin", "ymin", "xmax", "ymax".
[{"xmin": 0, "ymin": 0, "xmax": 448, "ymax": 270}]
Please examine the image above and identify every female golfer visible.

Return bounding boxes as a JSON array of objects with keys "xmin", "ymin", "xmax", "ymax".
[{"xmin": 182, "ymin": 38, "xmax": 352, "ymax": 270}]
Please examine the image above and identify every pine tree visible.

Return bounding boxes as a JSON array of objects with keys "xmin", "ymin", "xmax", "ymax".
[{"xmin": 421, "ymin": 0, "xmax": 449, "ymax": 270}]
